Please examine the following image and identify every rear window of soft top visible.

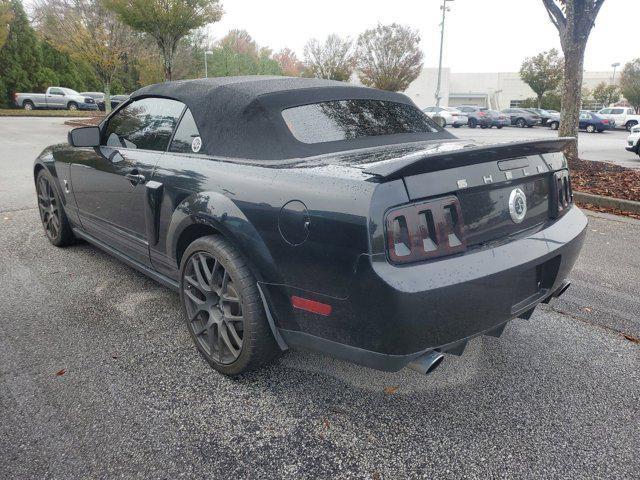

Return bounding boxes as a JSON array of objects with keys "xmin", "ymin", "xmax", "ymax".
[{"xmin": 282, "ymin": 99, "xmax": 438, "ymax": 144}]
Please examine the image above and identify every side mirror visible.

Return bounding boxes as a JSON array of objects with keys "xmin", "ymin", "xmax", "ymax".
[{"xmin": 68, "ymin": 126, "xmax": 100, "ymax": 147}]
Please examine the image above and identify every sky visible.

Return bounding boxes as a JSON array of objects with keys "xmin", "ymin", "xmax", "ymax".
[{"xmin": 208, "ymin": 0, "xmax": 636, "ymax": 73}]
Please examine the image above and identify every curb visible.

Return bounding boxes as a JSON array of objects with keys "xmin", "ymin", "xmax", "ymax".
[{"xmin": 574, "ymin": 191, "xmax": 640, "ymax": 215}]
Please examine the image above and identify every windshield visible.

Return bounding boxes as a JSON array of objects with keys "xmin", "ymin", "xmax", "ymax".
[{"xmin": 282, "ymin": 99, "xmax": 439, "ymax": 144}]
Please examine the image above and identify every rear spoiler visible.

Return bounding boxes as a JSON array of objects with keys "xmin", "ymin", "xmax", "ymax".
[{"xmin": 362, "ymin": 137, "xmax": 575, "ymax": 180}]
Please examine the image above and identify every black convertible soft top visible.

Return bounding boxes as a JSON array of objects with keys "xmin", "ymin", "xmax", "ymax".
[{"xmin": 131, "ymin": 76, "xmax": 453, "ymax": 160}]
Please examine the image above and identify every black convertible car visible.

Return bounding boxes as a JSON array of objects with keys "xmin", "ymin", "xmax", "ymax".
[{"xmin": 34, "ymin": 76, "xmax": 586, "ymax": 376}]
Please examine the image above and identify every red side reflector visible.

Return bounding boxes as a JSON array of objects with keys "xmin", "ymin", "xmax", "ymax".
[{"xmin": 291, "ymin": 296, "xmax": 332, "ymax": 316}]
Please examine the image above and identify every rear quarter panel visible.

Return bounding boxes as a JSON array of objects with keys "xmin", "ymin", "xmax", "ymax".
[{"xmin": 151, "ymin": 153, "xmax": 377, "ymax": 300}]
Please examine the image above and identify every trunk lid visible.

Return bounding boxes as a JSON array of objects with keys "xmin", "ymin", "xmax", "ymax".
[{"xmin": 362, "ymin": 138, "xmax": 573, "ymax": 255}]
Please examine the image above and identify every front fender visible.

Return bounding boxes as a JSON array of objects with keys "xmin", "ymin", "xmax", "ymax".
[{"xmin": 167, "ymin": 191, "xmax": 282, "ymax": 284}]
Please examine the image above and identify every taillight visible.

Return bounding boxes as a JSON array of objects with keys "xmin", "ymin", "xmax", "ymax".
[
  {"xmin": 478, "ymin": 111, "xmax": 486, "ymax": 116},
  {"xmin": 552, "ymin": 170, "xmax": 573, "ymax": 217},
  {"xmin": 386, "ymin": 196, "xmax": 466, "ymax": 264}
]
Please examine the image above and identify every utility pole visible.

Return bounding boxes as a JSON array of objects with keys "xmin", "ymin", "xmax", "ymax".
[
  {"xmin": 611, "ymin": 62, "xmax": 620, "ymax": 85},
  {"xmin": 435, "ymin": 0, "xmax": 453, "ymax": 106},
  {"xmin": 205, "ymin": 50, "xmax": 213, "ymax": 78}
]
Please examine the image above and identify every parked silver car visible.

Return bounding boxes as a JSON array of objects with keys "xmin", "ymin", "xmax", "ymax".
[{"xmin": 423, "ymin": 106, "xmax": 469, "ymax": 128}]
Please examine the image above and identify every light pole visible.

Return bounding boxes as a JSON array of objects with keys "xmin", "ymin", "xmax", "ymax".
[
  {"xmin": 204, "ymin": 50, "xmax": 213, "ymax": 78},
  {"xmin": 611, "ymin": 62, "xmax": 620, "ymax": 84},
  {"xmin": 435, "ymin": 0, "xmax": 454, "ymax": 107}
]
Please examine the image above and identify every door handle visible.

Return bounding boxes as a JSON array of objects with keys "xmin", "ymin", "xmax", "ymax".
[{"xmin": 125, "ymin": 170, "xmax": 146, "ymax": 185}]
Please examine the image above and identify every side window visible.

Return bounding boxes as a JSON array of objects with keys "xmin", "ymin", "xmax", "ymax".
[
  {"xmin": 580, "ymin": 113, "xmax": 589, "ymax": 120},
  {"xmin": 169, "ymin": 109, "xmax": 203, "ymax": 154},
  {"xmin": 611, "ymin": 108, "xmax": 624, "ymax": 114},
  {"xmin": 600, "ymin": 108, "xmax": 611, "ymax": 114},
  {"xmin": 629, "ymin": 108, "xmax": 636, "ymax": 114},
  {"xmin": 102, "ymin": 97, "xmax": 185, "ymax": 151},
  {"xmin": 49, "ymin": 88, "xmax": 64, "ymax": 96}
]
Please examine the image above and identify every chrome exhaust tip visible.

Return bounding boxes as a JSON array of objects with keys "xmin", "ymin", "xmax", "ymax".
[{"xmin": 407, "ymin": 350, "xmax": 445, "ymax": 375}]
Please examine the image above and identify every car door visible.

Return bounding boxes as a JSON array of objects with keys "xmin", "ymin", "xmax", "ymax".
[
  {"xmin": 609, "ymin": 108, "xmax": 624, "ymax": 126},
  {"xmin": 578, "ymin": 112, "xmax": 590, "ymax": 129},
  {"xmin": 70, "ymin": 97, "xmax": 186, "ymax": 266},
  {"xmin": 46, "ymin": 88, "xmax": 66, "ymax": 108}
]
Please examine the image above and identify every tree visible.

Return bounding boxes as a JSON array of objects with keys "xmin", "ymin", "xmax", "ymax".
[
  {"xmin": 619, "ymin": 59, "xmax": 640, "ymax": 112},
  {"xmin": 0, "ymin": 0, "xmax": 13, "ymax": 49},
  {"xmin": 33, "ymin": 0, "xmax": 135, "ymax": 111},
  {"xmin": 0, "ymin": 0, "xmax": 42, "ymax": 107},
  {"xmin": 355, "ymin": 23, "xmax": 423, "ymax": 92},
  {"xmin": 104, "ymin": 0, "xmax": 223, "ymax": 81},
  {"xmin": 542, "ymin": 0, "xmax": 606, "ymax": 158},
  {"xmin": 592, "ymin": 81, "xmax": 620, "ymax": 108},
  {"xmin": 274, "ymin": 48, "xmax": 303, "ymax": 77},
  {"xmin": 519, "ymin": 48, "xmax": 563, "ymax": 108},
  {"xmin": 207, "ymin": 30, "xmax": 282, "ymax": 77},
  {"xmin": 303, "ymin": 34, "xmax": 354, "ymax": 81}
]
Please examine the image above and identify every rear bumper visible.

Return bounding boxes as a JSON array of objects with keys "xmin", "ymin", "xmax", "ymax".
[{"xmin": 272, "ymin": 206, "xmax": 587, "ymax": 371}]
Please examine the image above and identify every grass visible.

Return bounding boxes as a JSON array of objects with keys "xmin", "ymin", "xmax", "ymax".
[{"xmin": 0, "ymin": 109, "xmax": 106, "ymax": 118}]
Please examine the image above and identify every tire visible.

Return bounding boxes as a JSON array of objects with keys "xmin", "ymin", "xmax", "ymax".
[
  {"xmin": 549, "ymin": 121, "xmax": 559, "ymax": 130},
  {"xmin": 516, "ymin": 118, "xmax": 527, "ymax": 128},
  {"xmin": 626, "ymin": 121, "xmax": 638, "ymax": 132},
  {"xmin": 23, "ymin": 101, "xmax": 34, "ymax": 111},
  {"xmin": 438, "ymin": 117, "xmax": 446, "ymax": 128},
  {"xmin": 497, "ymin": 125, "xmax": 503, "ymax": 129},
  {"xmin": 180, "ymin": 235, "xmax": 279, "ymax": 376},
  {"xmin": 586, "ymin": 124, "xmax": 596, "ymax": 133},
  {"xmin": 67, "ymin": 102, "xmax": 78, "ymax": 111},
  {"xmin": 35, "ymin": 169, "xmax": 75, "ymax": 247},
  {"xmin": 452, "ymin": 124, "xmax": 460, "ymax": 128},
  {"xmin": 480, "ymin": 124, "xmax": 488, "ymax": 129},
  {"xmin": 468, "ymin": 118, "xmax": 478, "ymax": 128}
]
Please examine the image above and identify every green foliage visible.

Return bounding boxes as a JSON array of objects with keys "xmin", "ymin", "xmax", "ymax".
[
  {"xmin": 592, "ymin": 81, "xmax": 620, "ymax": 108},
  {"xmin": 620, "ymin": 59, "xmax": 640, "ymax": 111},
  {"xmin": 520, "ymin": 48, "xmax": 563, "ymax": 107},
  {"xmin": 519, "ymin": 92, "xmax": 562, "ymax": 111},
  {"xmin": 207, "ymin": 30, "xmax": 283, "ymax": 77},
  {"xmin": 0, "ymin": 0, "xmax": 42, "ymax": 106},
  {"xmin": 104, "ymin": 0, "xmax": 223, "ymax": 80},
  {"xmin": 356, "ymin": 23, "xmax": 423, "ymax": 92}
]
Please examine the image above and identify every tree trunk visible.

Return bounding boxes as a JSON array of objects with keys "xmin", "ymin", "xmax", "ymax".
[
  {"xmin": 537, "ymin": 93, "xmax": 543, "ymax": 109},
  {"xmin": 558, "ymin": 42, "xmax": 585, "ymax": 160},
  {"xmin": 104, "ymin": 82, "xmax": 111, "ymax": 113}
]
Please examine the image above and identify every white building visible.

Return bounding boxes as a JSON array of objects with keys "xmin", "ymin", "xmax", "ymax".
[{"xmin": 404, "ymin": 68, "xmax": 615, "ymax": 110}]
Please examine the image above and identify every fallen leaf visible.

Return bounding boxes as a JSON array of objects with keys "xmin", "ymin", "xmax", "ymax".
[
  {"xmin": 55, "ymin": 369, "xmax": 66, "ymax": 376},
  {"xmin": 623, "ymin": 334, "xmax": 640, "ymax": 344},
  {"xmin": 322, "ymin": 418, "xmax": 330, "ymax": 429},
  {"xmin": 111, "ymin": 353, "xmax": 118, "ymax": 359},
  {"xmin": 583, "ymin": 307, "xmax": 592, "ymax": 313},
  {"xmin": 383, "ymin": 386, "xmax": 398, "ymax": 395}
]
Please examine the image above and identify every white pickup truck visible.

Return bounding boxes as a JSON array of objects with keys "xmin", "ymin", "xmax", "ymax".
[
  {"xmin": 597, "ymin": 106, "xmax": 640, "ymax": 131},
  {"xmin": 14, "ymin": 87, "xmax": 99, "ymax": 111}
]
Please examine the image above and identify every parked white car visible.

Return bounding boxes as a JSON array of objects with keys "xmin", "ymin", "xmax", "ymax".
[
  {"xmin": 597, "ymin": 106, "xmax": 640, "ymax": 131},
  {"xmin": 625, "ymin": 125, "xmax": 640, "ymax": 156},
  {"xmin": 423, "ymin": 106, "xmax": 468, "ymax": 128}
]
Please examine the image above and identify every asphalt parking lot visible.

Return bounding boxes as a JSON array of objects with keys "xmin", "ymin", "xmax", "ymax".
[
  {"xmin": 454, "ymin": 124, "xmax": 640, "ymax": 169},
  {"xmin": 1, "ymin": 117, "xmax": 639, "ymax": 479}
]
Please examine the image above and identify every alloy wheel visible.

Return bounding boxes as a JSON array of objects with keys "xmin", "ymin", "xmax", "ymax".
[
  {"xmin": 183, "ymin": 252, "xmax": 244, "ymax": 365},
  {"xmin": 37, "ymin": 175, "xmax": 61, "ymax": 241}
]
